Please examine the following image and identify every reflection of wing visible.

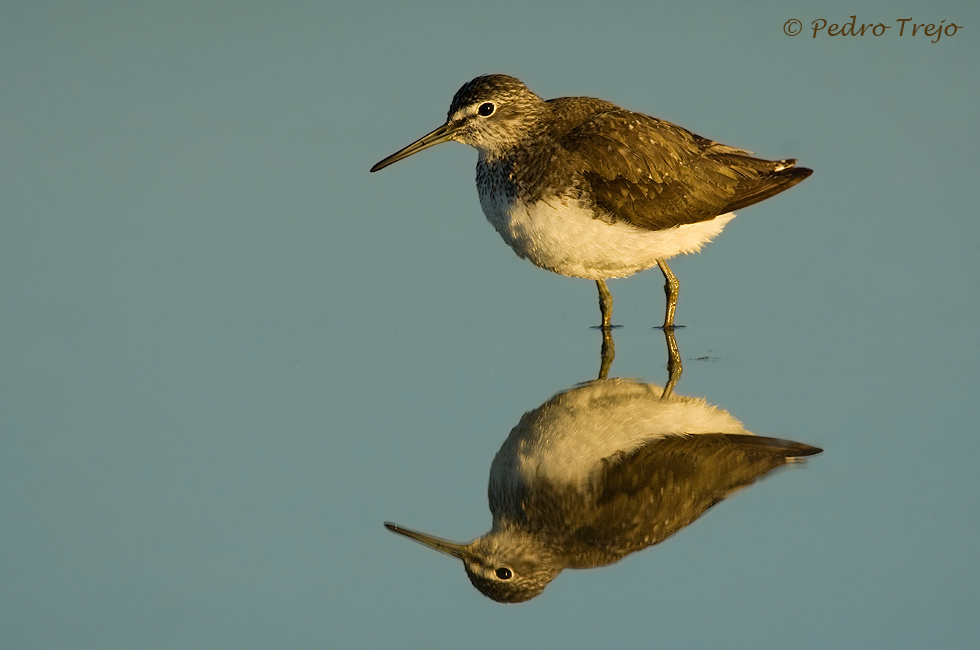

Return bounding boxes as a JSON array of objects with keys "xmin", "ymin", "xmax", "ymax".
[
  {"xmin": 565, "ymin": 434, "xmax": 821, "ymax": 566},
  {"xmin": 560, "ymin": 110, "xmax": 812, "ymax": 230}
]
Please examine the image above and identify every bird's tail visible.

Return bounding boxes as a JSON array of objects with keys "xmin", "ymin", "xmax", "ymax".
[{"xmin": 720, "ymin": 158, "xmax": 813, "ymax": 214}]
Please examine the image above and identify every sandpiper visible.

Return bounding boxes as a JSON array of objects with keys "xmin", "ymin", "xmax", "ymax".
[
  {"xmin": 385, "ymin": 377, "xmax": 822, "ymax": 602},
  {"xmin": 371, "ymin": 74, "xmax": 812, "ymax": 329}
]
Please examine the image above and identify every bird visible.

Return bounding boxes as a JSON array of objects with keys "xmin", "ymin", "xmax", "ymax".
[
  {"xmin": 371, "ymin": 74, "xmax": 812, "ymax": 329},
  {"xmin": 385, "ymin": 377, "xmax": 822, "ymax": 603}
]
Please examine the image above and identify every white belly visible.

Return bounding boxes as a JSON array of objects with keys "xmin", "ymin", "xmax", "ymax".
[
  {"xmin": 479, "ymin": 191, "xmax": 735, "ymax": 280},
  {"xmin": 490, "ymin": 379, "xmax": 748, "ymax": 492}
]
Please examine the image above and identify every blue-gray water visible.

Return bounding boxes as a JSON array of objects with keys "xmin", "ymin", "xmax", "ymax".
[{"xmin": 2, "ymin": 1, "xmax": 978, "ymax": 648}]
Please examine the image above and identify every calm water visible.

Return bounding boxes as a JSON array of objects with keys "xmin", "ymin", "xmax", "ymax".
[{"xmin": 2, "ymin": 1, "xmax": 978, "ymax": 648}]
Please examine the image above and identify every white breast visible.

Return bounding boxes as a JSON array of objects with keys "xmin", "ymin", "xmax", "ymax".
[
  {"xmin": 479, "ymin": 190, "xmax": 735, "ymax": 280},
  {"xmin": 490, "ymin": 379, "xmax": 749, "ymax": 492}
]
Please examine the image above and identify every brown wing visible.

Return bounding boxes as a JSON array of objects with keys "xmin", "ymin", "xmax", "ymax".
[
  {"xmin": 567, "ymin": 434, "xmax": 821, "ymax": 561},
  {"xmin": 560, "ymin": 109, "xmax": 812, "ymax": 230}
]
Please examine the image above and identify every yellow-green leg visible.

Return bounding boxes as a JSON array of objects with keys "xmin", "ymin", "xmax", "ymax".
[
  {"xmin": 657, "ymin": 259, "xmax": 679, "ymax": 330},
  {"xmin": 660, "ymin": 326, "xmax": 683, "ymax": 399},
  {"xmin": 596, "ymin": 280, "xmax": 613, "ymax": 330},
  {"xmin": 598, "ymin": 326, "xmax": 615, "ymax": 379}
]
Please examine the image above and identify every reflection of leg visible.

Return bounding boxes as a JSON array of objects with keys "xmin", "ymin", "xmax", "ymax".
[
  {"xmin": 596, "ymin": 280, "xmax": 613, "ymax": 330},
  {"xmin": 661, "ymin": 326, "xmax": 683, "ymax": 399},
  {"xmin": 599, "ymin": 327, "xmax": 615, "ymax": 380},
  {"xmin": 657, "ymin": 259, "xmax": 679, "ymax": 330}
]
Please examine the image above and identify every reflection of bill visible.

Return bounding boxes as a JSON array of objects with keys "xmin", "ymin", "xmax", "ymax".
[{"xmin": 386, "ymin": 378, "xmax": 821, "ymax": 603}]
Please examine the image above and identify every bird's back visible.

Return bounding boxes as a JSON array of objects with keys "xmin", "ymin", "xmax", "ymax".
[{"xmin": 549, "ymin": 101, "xmax": 812, "ymax": 230}]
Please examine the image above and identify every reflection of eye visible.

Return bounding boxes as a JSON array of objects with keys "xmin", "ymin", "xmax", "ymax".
[
  {"xmin": 495, "ymin": 567, "xmax": 512, "ymax": 580},
  {"xmin": 478, "ymin": 102, "xmax": 495, "ymax": 117}
]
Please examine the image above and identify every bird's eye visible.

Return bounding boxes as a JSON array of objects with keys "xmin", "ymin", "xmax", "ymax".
[
  {"xmin": 495, "ymin": 567, "xmax": 512, "ymax": 580},
  {"xmin": 478, "ymin": 102, "xmax": 495, "ymax": 117}
]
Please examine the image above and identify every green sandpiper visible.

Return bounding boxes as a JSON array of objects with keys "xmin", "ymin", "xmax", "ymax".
[
  {"xmin": 371, "ymin": 74, "xmax": 812, "ymax": 329},
  {"xmin": 385, "ymin": 377, "xmax": 821, "ymax": 602}
]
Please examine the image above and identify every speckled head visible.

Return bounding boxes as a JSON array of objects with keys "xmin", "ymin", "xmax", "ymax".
[
  {"xmin": 383, "ymin": 521, "xmax": 560, "ymax": 603},
  {"xmin": 446, "ymin": 75, "xmax": 547, "ymax": 152},
  {"xmin": 370, "ymin": 74, "xmax": 548, "ymax": 171},
  {"xmin": 461, "ymin": 531, "xmax": 560, "ymax": 603}
]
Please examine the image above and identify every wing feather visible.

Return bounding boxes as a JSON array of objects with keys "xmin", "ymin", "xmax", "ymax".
[{"xmin": 560, "ymin": 110, "xmax": 811, "ymax": 230}]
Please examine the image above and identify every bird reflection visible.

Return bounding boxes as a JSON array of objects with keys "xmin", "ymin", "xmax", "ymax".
[{"xmin": 385, "ymin": 329, "xmax": 821, "ymax": 603}]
